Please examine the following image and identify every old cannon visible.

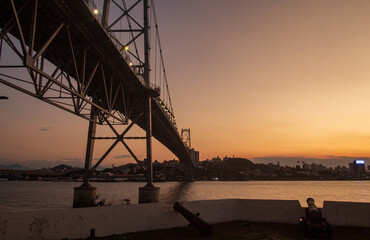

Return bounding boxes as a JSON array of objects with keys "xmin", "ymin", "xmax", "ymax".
[
  {"xmin": 173, "ymin": 202, "xmax": 213, "ymax": 236},
  {"xmin": 299, "ymin": 198, "xmax": 331, "ymax": 238}
]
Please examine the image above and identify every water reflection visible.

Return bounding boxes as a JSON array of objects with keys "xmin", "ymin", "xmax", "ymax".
[
  {"xmin": 1, "ymin": 181, "xmax": 369, "ymax": 212},
  {"xmin": 160, "ymin": 182, "xmax": 193, "ymax": 209}
]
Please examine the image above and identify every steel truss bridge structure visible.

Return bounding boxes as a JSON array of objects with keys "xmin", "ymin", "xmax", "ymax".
[{"xmin": 0, "ymin": 0, "xmax": 194, "ymax": 189}]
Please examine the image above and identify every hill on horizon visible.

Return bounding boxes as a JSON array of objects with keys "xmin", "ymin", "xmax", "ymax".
[
  {"xmin": 0, "ymin": 163, "xmax": 31, "ymax": 170},
  {"xmin": 223, "ymin": 158, "xmax": 254, "ymax": 169}
]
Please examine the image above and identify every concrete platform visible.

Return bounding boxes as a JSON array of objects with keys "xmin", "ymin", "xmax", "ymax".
[
  {"xmin": 94, "ymin": 221, "xmax": 370, "ymax": 240},
  {"xmin": 1, "ymin": 199, "xmax": 369, "ymax": 240}
]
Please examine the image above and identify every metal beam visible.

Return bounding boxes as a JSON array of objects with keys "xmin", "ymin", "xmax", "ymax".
[
  {"xmin": 0, "ymin": 76, "xmax": 91, "ymax": 121},
  {"xmin": 102, "ymin": 0, "xmax": 110, "ymax": 28},
  {"xmin": 121, "ymin": 140, "xmax": 146, "ymax": 171},
  {"xmin": 109, "ymin": 29, "xmax": 143, "ymax": 33},
  {"xmin": 83, "ymin": 105, "xmax": 98, "ymax": 185},
  {"xmin": 10, "ymin": 0, "xmax": 27, "ymax": 56},
  {"xmin": 108, "ymin": 0, "xmax": 141, "ymax": 30},
  {"xmin": 0, "ymin": 0, "xmax": 31, "ymax": 39},
  {"xmin": 91, "ymin": 139, "xmax": 119, "ymax": 170},
  {"xmin": 33, "ymin": 23, "xmax": 65, "ymax": 63},
  {"xmin": 143, "ymin": 0, "xmax": 153, "ymax": 186},
  {"xmin": 29, "ymin": 0, "xmax": 37, "ymax": 56}
]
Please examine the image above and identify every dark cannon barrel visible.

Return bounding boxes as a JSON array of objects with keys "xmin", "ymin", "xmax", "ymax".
[
  {"xmin": 173, "ymin": 202, "xmax": 213, "ymax": 236},
  {"xmin": 300, "ymin": 197, "xmax": 331, "ymax": 238},
  {"xmin": 306, "ymin": 197, "xmax": 322, "ymax": 220}
]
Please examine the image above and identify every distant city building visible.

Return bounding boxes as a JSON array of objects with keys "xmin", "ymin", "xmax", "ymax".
[
  {"xmin": 349, "ymin": 160, "xmax": 366, "ymax": 174},
  {"xmin": 210, "ymin": 156, "xmax": 222, "ymax": 163},
  {"xmin": 349, "ymin": 162, "xmax": 354, "ymax": 173},
  {"xmin": 310, "ymin": 163, "xmax": 326, "ymax": 172},
  {"xmin": 302, "ymin": 163, "xmax": 310, "ymax": 170},
  {"xmin": 189, "ymin": 148, "xmax": 199, "ymax": 166}
]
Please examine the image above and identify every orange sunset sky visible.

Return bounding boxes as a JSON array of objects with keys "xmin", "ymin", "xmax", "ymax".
[{"xmin": 2, "ymin": 0, "xmax": 370, "ymax": 168}]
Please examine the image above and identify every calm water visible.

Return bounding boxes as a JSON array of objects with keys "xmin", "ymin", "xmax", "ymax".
[{"xmin": 0, "ymin": 180, "xmax": 369, "ymax": 212}]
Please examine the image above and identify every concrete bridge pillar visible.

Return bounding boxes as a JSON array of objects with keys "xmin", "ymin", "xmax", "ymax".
[
  {"xmin": 138, "ymin": 0, "xmax": 161, "ymax": 204},
  {"xmin": 73, "ymin": 182, "xmax": 97, "ymax": 208},
  {"xmin": 183, "ymin": 163, "xmax": 195, "ymax": 182},
  {"xmin": 139, "ymin": 185, "xmax": 160, "ymax": 203},
  {"xmin": 73, "ymin": 105, "xmax": 97, "ymax": 208}
]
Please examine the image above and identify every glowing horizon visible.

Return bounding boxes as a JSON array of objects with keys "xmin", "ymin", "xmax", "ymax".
[{"xmin": 2, "ymin": 0, "xmax": 370, "ymax": 168}]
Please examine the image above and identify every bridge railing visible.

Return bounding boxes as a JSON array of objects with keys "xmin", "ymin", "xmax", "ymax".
[
  {"xmin": 158, "ymin": 99, "xmax": 177, "ymax": 130},
  {"xmin": 84, "ymin": 0, "xmax": 132, "ymax": 74}
]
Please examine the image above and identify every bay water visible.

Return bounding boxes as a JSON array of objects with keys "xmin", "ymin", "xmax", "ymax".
[{"xmin": 0, "ymin": 180, "xmax": 369, "ymax": 212}]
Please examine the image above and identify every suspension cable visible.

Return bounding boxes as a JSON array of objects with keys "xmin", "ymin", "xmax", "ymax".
[
  {"xmin": 119, "ymin": 1, "xmax": 123, "ymax": 43},
  {"xmin": 151, "ymin": 0, "xmax": 174, "ymax": 115},
  {"xmin": 154, "ymin": 9, "xmax": 158, "ymax": 87},
  {"xmin": 0, "ymin": 38, "xmax": 2, "ymax": 63}
]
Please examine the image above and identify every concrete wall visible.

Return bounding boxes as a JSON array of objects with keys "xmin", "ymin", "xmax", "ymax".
[
  {"xmin": 322, "ymin": 201, "xmax": 370, "ymax": 227},
  {"xmin": 182, "ymin": 199, "xmax": 303, "ymax": 224},
  {"xmin": 0, "ymin": 199, "xmax": 368, "ymax": 240},
  {"xmin": 0, "ymin": 203, "xmax": 187, "ymax": 240}
]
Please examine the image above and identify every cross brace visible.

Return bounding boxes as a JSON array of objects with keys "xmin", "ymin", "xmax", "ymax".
[{"xmin": 85, "ymin": 112, "xmax": 147, "ymax": 179}]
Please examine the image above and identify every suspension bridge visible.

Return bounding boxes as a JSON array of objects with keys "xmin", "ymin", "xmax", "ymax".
[{"xmin": 0, "ymin": 0, "xmax": 196, "ymax": 205}]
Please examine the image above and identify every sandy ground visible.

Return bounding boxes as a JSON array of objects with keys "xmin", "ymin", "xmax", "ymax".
[{"xmin": 87, "ymin": 221, "xmax": 370, "ymax": 240}]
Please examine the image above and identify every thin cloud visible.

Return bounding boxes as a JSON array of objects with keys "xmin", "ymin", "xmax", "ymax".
[
  {"xmin": 63, "ymin": 157, "xmax": 83, "ymax": 161},
  {"xmin": 114, "ymin": 154, "xmax": 132, "ymax": 159},
  {"xmin": 40, "ymin": 127, "xmax": 50, "ymax": 131}
]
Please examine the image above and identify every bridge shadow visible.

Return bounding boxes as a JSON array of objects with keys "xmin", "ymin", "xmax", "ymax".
[{"xmin": 160, "ymin": 182, "xmax": 193, "ymax": 210}]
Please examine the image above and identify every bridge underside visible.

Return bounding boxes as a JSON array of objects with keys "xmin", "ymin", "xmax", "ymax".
[{"xmin": 0, "ymin": 0, "xmax": 193, "ymax": 166}]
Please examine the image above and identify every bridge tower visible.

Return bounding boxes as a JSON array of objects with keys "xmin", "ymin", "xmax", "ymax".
[
  {"xmin": 181, "ymin": 128, "xmax": 197, "ymax": 180},
  {"xmin": 138, "ymin": 0, "xmax": 161, "ymax": 203},
  {"xmin": 74, "ymin": 0, "xmax": 160, "ymax": 206},
  {"xmin": 181, "ymin": 129, "xmax": 191, "ymax": 149}
]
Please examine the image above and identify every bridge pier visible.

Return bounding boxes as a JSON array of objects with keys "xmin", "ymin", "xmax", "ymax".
[
  {"xmin": 73, "ymin": 105, "xmax": 97, "ymax": 208},
  {"xmin": 73, "ymin": 183, "xmax": 97, "ymax": 208},
  {"xmin": 138, "ymin": 94, "xmax": 161, "ymax": 203},
  {"xmin": 139, "ymin": 185, "xmax": 160, "ymax": 203},
  {"xmin": 183, "ymin": 164, "xmax": 195, "ymax": 182},
  {"xmin": 138, "ymin": 0, "xmax": 160, "ymax": 204}
]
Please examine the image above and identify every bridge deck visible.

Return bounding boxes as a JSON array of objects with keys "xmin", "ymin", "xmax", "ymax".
[{"xmin": 0, "ymin": 0, "xmax": 192, "ymax": 166}]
